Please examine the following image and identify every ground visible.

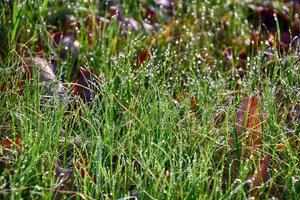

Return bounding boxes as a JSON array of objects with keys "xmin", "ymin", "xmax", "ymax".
[{"xmin": 0, "ymin": 0, "xmax": 299, "ymax": 199}]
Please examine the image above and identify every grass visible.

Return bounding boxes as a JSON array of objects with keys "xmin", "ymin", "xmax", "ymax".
[{"xmin": 0, "ymin": 0, "xmax": 299, "ymax": 199}]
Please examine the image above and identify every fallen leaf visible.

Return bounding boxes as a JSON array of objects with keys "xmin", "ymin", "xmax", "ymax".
[
  {"xmin": 72, "ymin": 67, "xmax": 94, "ymax": 105},
  {"xmin": 173, "ymin": 91, "xmax": 188, "ymax": 106},
  {"xmin": 138, "ymin": 49, "xmax": 150, "ymax": 65},
  {"xmin": 129, "ymin": 184, "xmax": 139, "ymax": 199},
  {"xmin": 133, "ymin": 159, "xmax": 141, "ymax": 174},
  {"xmin": 109, "ymin": 5, "xmax": 122, "ymax": 18},
  {"xmin": 213, "ymin": 111, "xmax": 226, "ymax": 129},
  {"xmin": 236, "ymin": 96, "xmax": 262, "ymax": 159},
  {"xmin": 55, "ymin": 163, "xmax": 73, "ymax": 184},
  {"xmin": 23, "ymin": 57, "xmax": 56, "ymax": 82},
  {"xmin": 223, "ymin": 47, "xmax": 233, "ymax": 64},
  {"xmin": 142, "ymin": 5, "xmax": 157, "ymax": 22},
  {"xmin": 2, "ymin": 135, "xmax": 23, "ymax": 153},
  {"xmin": 0, "ymin": 135, "xmax": 24, "ymax": 170},
  {"xmin": 77, "ymin": 158, "xmax": 89, "ymax": 179},
  {"xmin": 59, "ymin": 36, "xmax": 79, "ymax": 60},
  {"xmin": 2, "ymin": 138, "xmax": 13, "ymax": 149},
  {"xmin": 247, "ymin": 154, "xmax": 271, "ymax": 195},
  {"xmin": 191, "ymin": 96, "xmax": 197, "ymax": 111}
]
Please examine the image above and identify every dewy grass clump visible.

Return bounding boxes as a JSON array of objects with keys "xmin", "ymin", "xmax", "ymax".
[{"xmin": 0, "ymin": 0, "xmax": 299, "ymax": 199}]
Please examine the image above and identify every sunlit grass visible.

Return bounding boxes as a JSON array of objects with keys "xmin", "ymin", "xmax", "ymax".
[{"xmin": 0, "ymin": 0, "xmax": 299, "ymax": 199}]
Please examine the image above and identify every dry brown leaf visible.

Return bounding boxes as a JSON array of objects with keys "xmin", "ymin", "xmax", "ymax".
[
  {"xmin": 247, "ymin": 154, "xmax": 271, "ymax": 195},
  {"xmin": 138, "ymin": 49, "xmax": 150, "ymax": 65},
  {"xmin": 236, "ymin": 96, "xmax": 262, "ymax": 159},
  {"xmin": 236, "ymin": 97, "xmax": 273, "ymax": 197},
  {"xmin": 2, "ymin": 135, "xmax": 24, "ymax": 153},
  {"xmin": 55, "ymin": 164, "xmax": 73, "ymax": 184},
  {"xmin": 77, "ymin": 158, "xmax": 89, "ymax": 179},
  {"xmin": 72, "ymin": 67, "xmax": 93, "ymax": 104},
  {"xmin": 0, "ymin": 135, "xmax": 24, "ymax": 170},
  {"xmin": 191, "ymin": 96, "xmax": 197, "ymax": 111}
]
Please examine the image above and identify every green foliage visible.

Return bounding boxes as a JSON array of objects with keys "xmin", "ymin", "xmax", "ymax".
[{"xmin": 0, "ymin": 0, "xmax": 299, "ymax": 199}]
